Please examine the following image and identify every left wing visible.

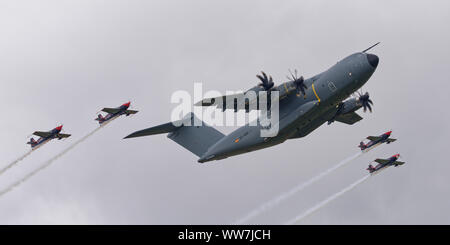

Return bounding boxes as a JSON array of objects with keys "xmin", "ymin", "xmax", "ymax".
[
  {"xmin": 57, "ymin": 133, "xmax": 71, "ymax": 139},
  {"xmin": 33, "ymin": 131, "xmax": 52, "ymax": 138},
  {"xmin": 374, "ymin": 159, "xmax": 390, "ymax": 165},
  {"xmin": 101, "ymin": 108, "xmax": 121, "ymax": 114},
  {"xmin": 334, "ymin": 112, "xmax": 363, "ymax": 125},
  {"xmin": 367, "ymin": 136, "xmax": 382, "ymax": 141},
  {"xmin": 125, "ymin": 110, "xmax": 139, "ymax": 114}
]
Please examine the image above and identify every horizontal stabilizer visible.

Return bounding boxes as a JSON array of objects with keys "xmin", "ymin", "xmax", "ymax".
[
  {"xmin": 57, "ymin": 133, "xmax": 71, "ymax": 139},
  {"xmin": 125, "ymin": 113, "xmax": 225, "ymax": 158}
]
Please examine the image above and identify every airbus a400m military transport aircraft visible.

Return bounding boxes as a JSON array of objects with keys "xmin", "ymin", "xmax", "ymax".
[{"xmin": 125, "ymin": 43, "xmax": 381, "ymax": 163}]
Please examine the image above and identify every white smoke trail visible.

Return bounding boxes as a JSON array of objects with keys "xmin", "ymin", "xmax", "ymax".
[
  {"xmin": 0, "ymin": 125, "xmax": 105, "ymax": 197},
  {"xmin": 233, "ymin": 152, "xmax": 362, "ymax": 224},
  {"xmin": 285, "ymin": 174, "xmax": 370, "ymax": 225},
  {"xmin": 0, "ymin": 151, "xmax": 33, "ymax": 176}
]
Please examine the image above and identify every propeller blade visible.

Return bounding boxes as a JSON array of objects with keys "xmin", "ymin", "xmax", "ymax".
[{"xmin": 256, "ymin": 71, "xmax": 275, "ymax": 90}]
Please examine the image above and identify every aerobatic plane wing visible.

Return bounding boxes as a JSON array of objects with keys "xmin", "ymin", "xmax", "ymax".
[
  {"xmin": 334, "ymin": 112, "xmax": 363, "ymax": 125},
  {"xmin": 101, "ymin": 108, "xmax": 122, "ymax": 114},
  {"xmin": 57, "ymin": 133, "xmax": 71, "ymax": 139},
  {"xmin": 374, "ymin": 159, "xmax": 390, "ymax": 165},
  {"xmin": 33, "ymin": 131, "xmax": 52, "ymax": 138},
  {"xmin": 367, "ymin": 136, "xmax": 382, "ymax": 141},
  {"xmin": 195, "ymin": 93, "xmax": 254, "ymax": 111},
  {"xmin": 387, "ymin": 138, "xmax": 397, "ymax": 143},
  {"xmin": 125, "ymin": 109, "xmax": 139, "ymax": 114}
]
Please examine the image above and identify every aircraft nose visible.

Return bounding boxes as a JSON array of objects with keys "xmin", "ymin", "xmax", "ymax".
[{"xmin": 366, "ymin": 53, "xmax": 379, "ymax": 68}]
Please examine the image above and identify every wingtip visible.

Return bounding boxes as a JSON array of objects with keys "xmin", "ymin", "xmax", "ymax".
[{"xmin": 123, "ymin": 134, "xmax": 133, "ymax": 139}]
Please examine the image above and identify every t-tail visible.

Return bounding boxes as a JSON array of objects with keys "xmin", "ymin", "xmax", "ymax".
[
  {"xmin": 124, "ymin": 113, "xmax": 225, "ymax": 162},
  {"xmin": 367, "ymin": 164, "xmax": 375, "ymax": 173}
]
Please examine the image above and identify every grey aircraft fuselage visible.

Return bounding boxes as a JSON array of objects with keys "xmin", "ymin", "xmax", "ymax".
[{"xmin": 197, "ymin": 52, "xmax": 379, "ymax": 162}]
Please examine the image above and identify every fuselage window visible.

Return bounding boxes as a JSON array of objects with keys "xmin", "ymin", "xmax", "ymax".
[{"xmin": 328, "ymin": 81, "xmax": 337, "ymax": 92}]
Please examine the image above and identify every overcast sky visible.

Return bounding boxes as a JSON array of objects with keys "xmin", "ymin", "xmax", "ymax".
[{"xmin": 0, "ymin": 0, "xmax": 449, "ymax": 224}]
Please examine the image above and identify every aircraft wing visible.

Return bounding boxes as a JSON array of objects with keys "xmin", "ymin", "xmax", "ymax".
[
  {"xmin": 125, "ymin": 110, "xmax": 139, "ymax": 114},
  {"xmin": 101, "ymin": 108, "xmax": 121, "ymax": 114},
  {"xmin": 387, "ymin": 138, "xmax": 397, "ymax": 143},
  {"xmin": 393, "ymin": 161, "xmax": 405, "ymax": 166},
  {"xmin": 33, "ymin": 131, "xmax": 52, "ymax": 138},
  {"xmin": 57, "ymin": 133, "xmax": 71, "ymax": 139},
  {"xmin": 195, "ymin": 93, "xmax": 257, "ymax": 111},
  {"xmin": 367, "ymin": 136, "xmax": 382, "ymax": 141},
  {"xmin": 374, "ymin": 159, "xmax": 390, "ymax": 165},
  {"xmin": 334, "ymin": 112, "xmax": 363, "ymax": 125}
]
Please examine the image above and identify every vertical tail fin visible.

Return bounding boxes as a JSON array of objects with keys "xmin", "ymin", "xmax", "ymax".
[
  {"xmin": 366, "ymin": 164, "xmax": 375, "ymax": 173},
  {"xmin": 358, "ymin": 142, "xmax": 366, "ymax": 150}
]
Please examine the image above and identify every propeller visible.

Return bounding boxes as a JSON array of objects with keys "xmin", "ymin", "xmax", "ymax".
[
  {"xmin": 286, "ymin": 69, "xmax": 307, "ymax": 96},
  {"xmin": 357, "ymin": 91, "xmax": 373, "ymax": 112},
  {"xmin": 256, "ymin": 71, "xmax": 275, "ymax": 91}
]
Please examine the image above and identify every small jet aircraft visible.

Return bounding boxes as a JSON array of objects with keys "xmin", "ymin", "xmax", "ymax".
[
  {"xmin": 359, "ymin": 131, "xmax": 397, "ymax": 152},
  {"xmin": 27, "ymin": 125, "xmax": 71, "ymax": 149},
  {"xmin": 367, "ymin": 154, "xmax": 405, "ymax": 175},
  {"xmin": 95, "ymin": 101, "xmax": 138, "ymax": 125}
]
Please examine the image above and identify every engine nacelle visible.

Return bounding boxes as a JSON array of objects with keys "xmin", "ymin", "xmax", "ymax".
[
  {"xmin": 338, "ymin": 98, "xmax": 359, "ymax": 115},
  {"xmin": 328, "ymin": 98, "xmax": 361, "ymax": 125}
]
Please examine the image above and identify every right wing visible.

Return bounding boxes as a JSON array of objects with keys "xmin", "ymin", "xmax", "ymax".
[
  {"xmin": 33, "ymin": 131, "xmax": 52, "ymax": 138},
  {"xmin": 195, "ymin": 93, "xmax": 257, "ymax": 111},
  {"xmin": 387, "ymin": 138, "xmax": 397, "ymax": 143},
  {"xmin": 101, "ymin": 108, "xmax": 121, "ymax": 114},
  {"xmin": 367, "ymin": 136, "xmax": 382, "ymax": 141},
  {"xmin": 374, "ymin": 159, "xmax": 390, "ymax": 165}
]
